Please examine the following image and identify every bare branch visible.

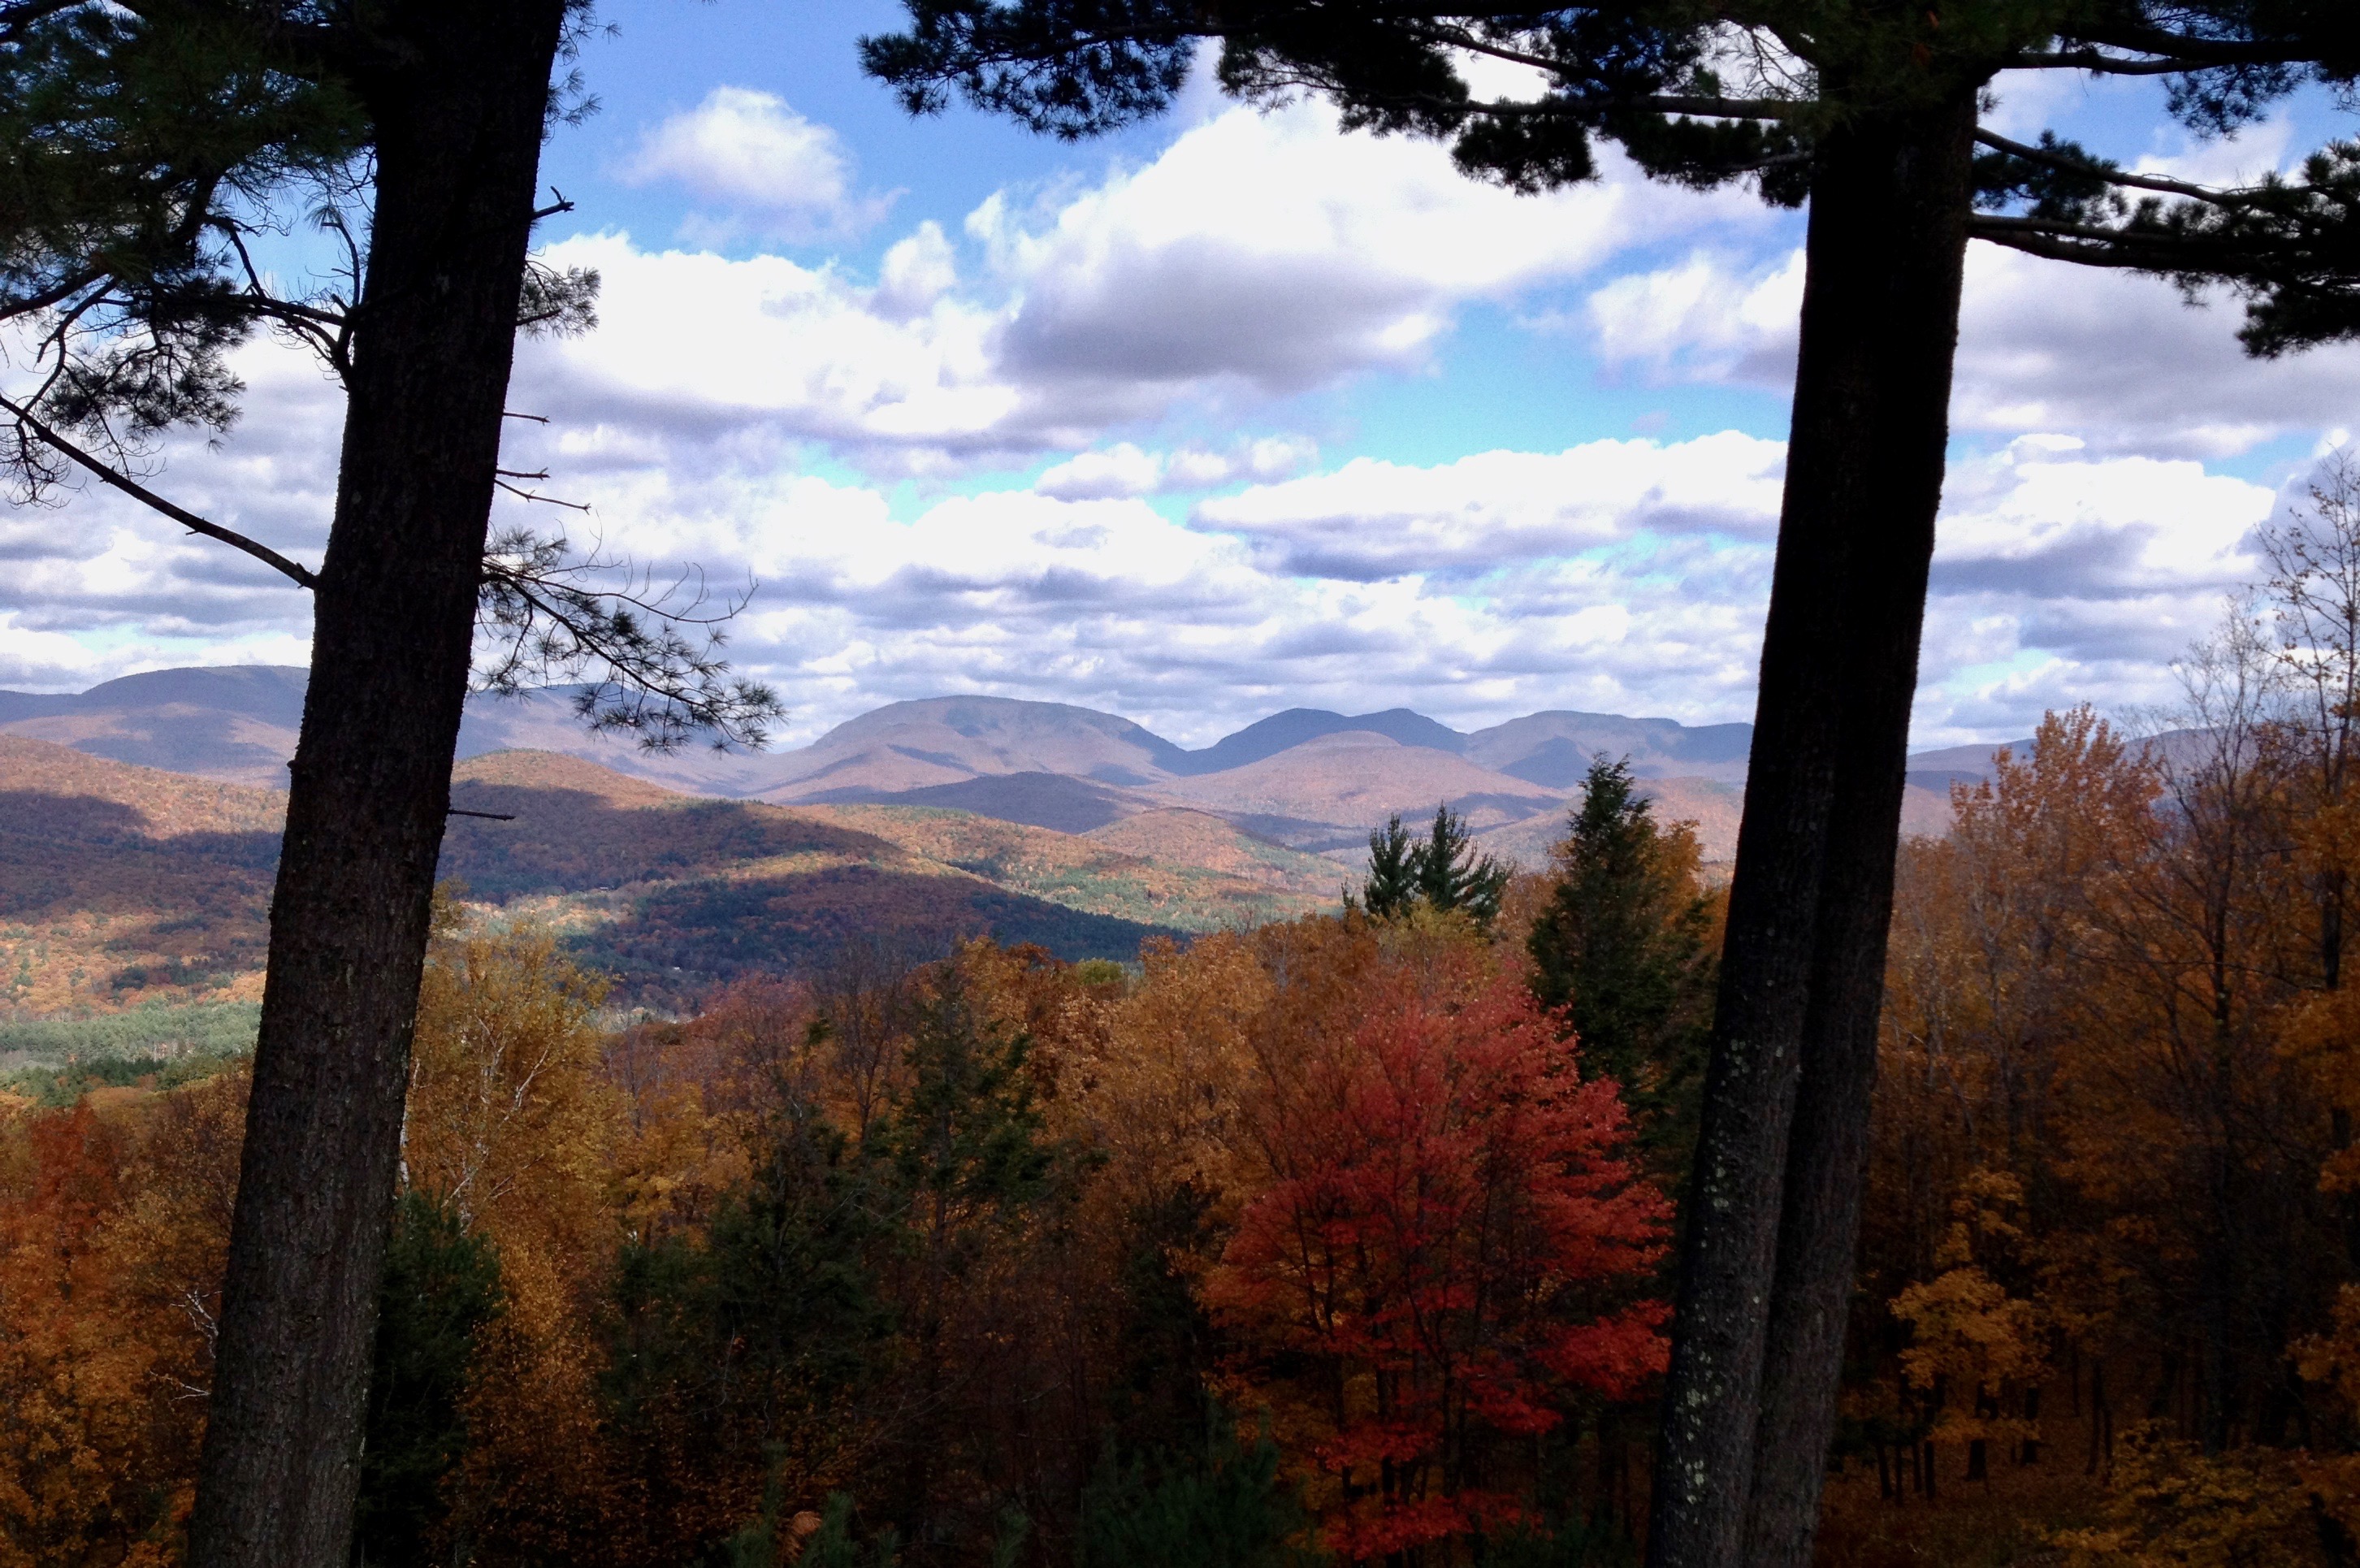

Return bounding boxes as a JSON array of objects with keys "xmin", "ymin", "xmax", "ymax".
[
  {"xmin": 2003, "ymin": 48, "xmax": 2228, "ymax": 76},
  {"xmin": 1974, "ymin": 127, "xmax": 2229, "ymax": 203},
  {"xmin": 0, "ymin": 392, "xmax": 318, "ymax": 588},
  {"xmin": 494, "ymin": 478, "xmax": 591, "ymax": 511}
]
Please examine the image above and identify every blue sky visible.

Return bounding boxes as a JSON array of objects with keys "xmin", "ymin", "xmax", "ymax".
[{"xmin": 5, "ymin": 11, "xmax": 2359, "ymax": 748}]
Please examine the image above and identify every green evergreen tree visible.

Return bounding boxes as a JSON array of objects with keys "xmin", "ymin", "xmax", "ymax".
[
  {"xmin": 1412, "ymin": 804, "xmax": 1512, "ymax": 926},
  {"xmin": 603, "ymin": 1064, "xmax": 890, "ymax": 1446},
  {"xmin": 1527, "ymin": 759, "xmax": 1720, "ymax": 1186},
  {"xmin": 1076, "ymin": 1407, "xmax": 1319, "ymax": 1568},
  {"xmin": 351, "ymin": 1190, "xmax": 504, "ymax": 1568},
  {"xmin": 1354, "ymin": 807, "xmax": 1510, "ymax": 928},
  {"xmin": 1355, "ymin": 815, "xmax": 1420, "ymax": 920}
]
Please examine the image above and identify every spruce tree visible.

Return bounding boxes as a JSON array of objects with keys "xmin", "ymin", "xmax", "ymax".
[
  {"xmin": 1528, "ymin": 759, "xmax": 1719, "ymax": 1183},
  {"xmin": 1413, "ymin": 803, "xmax": 1513, "ymax": 925},
  {"xmin": 862, "ymin": 6, "xmax": 2360, "ymax": 1563},
  {"xmin": 1358, "ymin": 813, "xmax": 1421, "ymax": 920},
  {"xmin": 1356, "ymin": 806, "xmax": 1510, "ymax": 927}
]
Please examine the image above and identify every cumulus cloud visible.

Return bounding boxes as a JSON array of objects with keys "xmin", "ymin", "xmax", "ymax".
[
  {"xmin": 617, "ymin": 88, "xmax": 895, "ymax": 243},
  {"xmin": 1585, "ymin": 250, "xmax": 1804, "ymax": 386},
  {"xmin": 0, "ymin": 89, "xmax": 2332, "ymax": 760},
  {"xmin": 975, "ymin": 99, "xmax": 1767, "ymax": 397},
  {"xmin": 1193, "ymin": 434, "xmax": 1789, "ymax": 579},
  {"xmin": 1033, "ymin": 436, "xmax": 1316, "ymax": 500},
  {"xmin": 0, "ymin": 344, "xmax": 2299, "ymax": 752},
  {"xmin": 516, "ymin": 97, "xmax": 1783, "ymax": 474},
  {"xmin": 1907, "ymin": 440, "xmax": 2278, "ymax": 743},
  {"xmin": 1579, "ymin": 221, "xmax": 2360, "ymax": 460}
]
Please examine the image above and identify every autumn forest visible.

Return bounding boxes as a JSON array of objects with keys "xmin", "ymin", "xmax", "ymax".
[{"xmin": 6, "ymin": 464, "xmax": 2360, "ymax": 1567}]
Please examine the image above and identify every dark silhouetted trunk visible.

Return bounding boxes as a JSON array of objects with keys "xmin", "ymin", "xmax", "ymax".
[
  {"xmin": 1646, "ymin": 88, "xmax": 1977, "ymax": 1568},
  {"xmin": 185, "ymin": 2, "xmax": 567, "ymax": 1562}
]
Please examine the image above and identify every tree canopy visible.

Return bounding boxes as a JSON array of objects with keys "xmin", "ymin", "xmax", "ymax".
[
  {"xmin": 1355, "ymin": 805, "xmax": 1511, "ymax": 928},
  {"xmin": 866, "ymin": 2, "xmax": 2360, "ymax": 351}
]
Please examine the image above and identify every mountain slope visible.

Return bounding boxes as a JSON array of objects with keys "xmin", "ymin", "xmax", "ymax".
[
  {"xmin": 0, "ymin": 666, "xmax": 307, "ymax": 785},
  {"xmin": 1464, "ymin": 710, "xmax": 1756, "ymax": 786},
  {"xmin": 793, "ymin": 803, "xmax": 1336, "ymax": 931},
  {"xmin": 781, "ymin": 695, "xmax": 1191, "ymax": 790},
  {"xmin": 780, "ymin": 770, "xmax": 1161, "ymax": 832},
  {"xmin": 0, "ymin": 743, "xmax": 1266, "ymax": 1016},
  {"xmin": 1170, "ymin": 707, "xmax": 1469, "ymax": 774},
  {"xmin": 0, "ymin": 737, "xmax": 284, "ymax": 1010},
  {"xmin": 1151, "ymin": 732, "xmax": 1564, "ymax": 851},
  {"xmin": 5, "ymin": 666, "xmax": 2006, "ymax": 869}
]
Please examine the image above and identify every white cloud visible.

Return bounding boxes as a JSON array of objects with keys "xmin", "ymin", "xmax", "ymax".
[
  {"xmin": 1193, "ymin": 433, "xmax": 1789, "ymax": 578},
  {"xmin": 1585, "ymin": 249, "xmax": 1804, "ymax": 386},
  {"xmin": 974, "ymin": 98, "xmax": 1766, "ymax": 397},
  {"xmin": 617, "ymin": 88, "xmax": 894, "ymax": 242},
  {"xmin": 1579, "ymin": 237, "xmax": 2360, "ymax": 458},
  {"xmin": 1034, "ymin": 435, "xmax": 1317, "ymax": 500},
  {"xmin": 1907, "ymin": 440, "xmax": 2278, "ymax": 743},
  {"xmin": 1035, "ymin": 444, "xmax": 1167, "ymax": 500},
  {"xmin": 514, "ymin": 97, "xmax": 1782, "ymax": 474},
  {"xmin": 2, "ymin": 86, "xmax": 2338, "ymax": 763}
]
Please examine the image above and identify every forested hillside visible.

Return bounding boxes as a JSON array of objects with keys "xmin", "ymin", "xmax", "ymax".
[
  {"xmin": 18, "ymin": 663, "xmax": 2360, "ymax": 1567},
  {"xmin": 21, "ymin": 626, "xmax": 2360, "ymax": 1564},
  {"xmin": 0, "ymin": 743, "xmax": 1336, "ymax": 1016}
]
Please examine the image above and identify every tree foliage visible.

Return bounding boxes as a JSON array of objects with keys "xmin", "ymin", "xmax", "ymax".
[
  {"xmin": 1526, "ymin": 758, "xmax": 1721, "ymax": 1180},
  {"xmin": 864, "ymin": 2, "xmax": 2360, "ymax": 348},
  {"xmin": 1205, "ymin": 964, "xmax": 1670, "ymax": 1561},
  {"xmin": 1354, "ymin": 806, "xmax": 1510, "ymax": 929}
]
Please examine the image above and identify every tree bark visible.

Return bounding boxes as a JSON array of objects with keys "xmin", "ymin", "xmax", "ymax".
[
  {"xmin": 1646, "ymin": 91, "xmax": 1978, "ymax": 1568},
  {"xmin": 185, "ymin": 3, "xmax": 567, "ymax": 1563}
]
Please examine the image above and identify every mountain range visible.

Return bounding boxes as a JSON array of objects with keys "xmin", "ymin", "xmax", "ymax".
[
  {"xmin": 0, "ymin": 666, "xmax": 1987, "ymax": 863},
  {"xmin": 0, "ymin": 737, "xmax": 1358, "ymax": 1014}
]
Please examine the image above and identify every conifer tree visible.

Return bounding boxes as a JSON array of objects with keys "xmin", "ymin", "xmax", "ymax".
[
  {"xmin": 353, "ymin": 1193, "xmax": 504, "ymax": 1568},
  {"xmin": 1359, "ymin": 814, "xmax": 1421, "ymax": 920},
  {"xmin": 1414, "ymin": 803, "xmax": 1513, "ymax": 925},
  {"xmin": 861, "ymin": 8, "xmax": 2360, "ymax": 1562},
  {"xmin": 1356, "ymin": 806, "xmax": 1510, "ymax": 927},
  {"xmin": 1527, "ymin": 758, "xmax": 1719, "ymax": 1182}
]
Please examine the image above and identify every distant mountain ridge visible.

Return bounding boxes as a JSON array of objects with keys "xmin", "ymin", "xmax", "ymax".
[
  {"xmin": 0, "ymin": 666, "xmax": 1985, "ymax": 863},
  {"xmin": 0, "ymin": 737, "xmax": 1345, "ymax": 1013},
  {"xmin": 0, "ymin": 665, "xmax": 1824, "ymax": 787}
]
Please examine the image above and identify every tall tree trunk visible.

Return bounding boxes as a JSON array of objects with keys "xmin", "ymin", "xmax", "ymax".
[
  {"xmin": 186, "ymin": 2, "xmax": 567, "ymax": 1562},
  {"xmin": 1646, "ymin": 91, "xmax": 1977, "ymax": 1568}
]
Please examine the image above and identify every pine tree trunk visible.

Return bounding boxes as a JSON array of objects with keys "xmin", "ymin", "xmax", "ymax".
[
  {"xmin": 1646, "ymin": 91, "xmax": 1977, "ymax": 1568},
  {"xmin": 185, "ymin": 3, "xmax": 567, "ymax": 1562}
]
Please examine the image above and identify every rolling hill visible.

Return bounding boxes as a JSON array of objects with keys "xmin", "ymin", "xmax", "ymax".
[
  {"xmin": 0, "ymin": 737, "xmax": 283, "ymax": 1012},
  {"xmin": 0, "ymin": 739, "xmax": 1349, "ymax": 1016},
  {"xmin": 0, "ymin": 668, "xmax": 1992, "ymax": 963},
  {"xmin": 0, "ymin": 666, "xmax": 306, "ymax": 785}
]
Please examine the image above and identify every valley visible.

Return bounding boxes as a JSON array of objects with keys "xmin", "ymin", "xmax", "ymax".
[{"xmin": 0, "ymin": 666, "xmax": 1991, "ymax": 1020}]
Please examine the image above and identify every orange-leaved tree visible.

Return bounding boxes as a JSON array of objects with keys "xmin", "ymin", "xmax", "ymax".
[{"xmin": 1205, "ymin": 968, "xmax": 1670, "ymax": 1562}]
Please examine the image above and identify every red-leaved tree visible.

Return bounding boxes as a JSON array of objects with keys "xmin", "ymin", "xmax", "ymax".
[{"xmin": 1206, "ymin": 968, "xmax": 1672, "ymax": 1562}]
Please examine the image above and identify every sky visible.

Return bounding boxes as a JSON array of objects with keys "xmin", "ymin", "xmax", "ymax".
[{"xmin": 4, "ymin": 3, "xmax": 2358, "ymax": 749}]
